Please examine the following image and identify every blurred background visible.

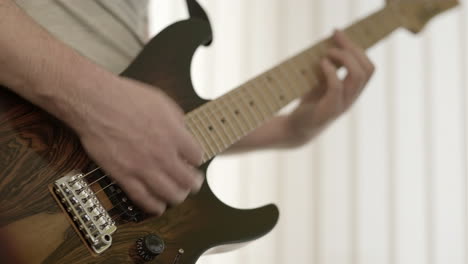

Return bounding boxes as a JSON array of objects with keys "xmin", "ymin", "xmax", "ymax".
[{"xmin": 149, "ymin": 0, "xmax": 467, "ymax": 263}]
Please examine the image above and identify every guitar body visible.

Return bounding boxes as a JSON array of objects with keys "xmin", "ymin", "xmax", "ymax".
[{"xmin": 0, "ymin": 18, "xmax": 279, "ymax": 264}]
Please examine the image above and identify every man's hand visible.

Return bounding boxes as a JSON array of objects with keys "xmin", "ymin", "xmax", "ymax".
[
  {"xmin": 0, "ymin": 1, "xmax": 204, "ymax": 216},
  {"xmin": 286, "ymin": 30, "xmax": 374, "ymax": 145},
  {"xmin": 227, "ymin": 29, "xmax": 375, "ymax": 152},
  {"xmin": 75, "ymin": 76, "xmax": 204, "ymax": 216}
]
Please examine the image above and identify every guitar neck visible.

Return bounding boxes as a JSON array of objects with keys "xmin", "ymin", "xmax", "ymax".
[{"xmin": 186, "ymin": 5, "xmax": 402, "ymax": 163}]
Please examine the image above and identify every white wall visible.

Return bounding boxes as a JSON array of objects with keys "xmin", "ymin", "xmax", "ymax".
[{"xmin": 149, "ymin": 1, "xmax": 468, "ymax": 263}]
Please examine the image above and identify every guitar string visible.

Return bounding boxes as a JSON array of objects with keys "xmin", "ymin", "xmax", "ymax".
[
  {"xmin": 77, "ymin": 49, "xmax": 329, "ymax": 186},
  {"xmin": 78, "ymin": 19, "xmax": 379, "ymax": 185},
  {"xmin": 78, "ymin": 47, "xmax": 339, "ymax": 217},
  {"xmin": 79, "ymin": 71, "xmax": 317, "ymax": 212},
  {"xmin": 94, "ymin": 180, "xmax": 116, "ymax": 196},
  {"xmin": 76, "ymin": 16, "xmax": 382, "ymax": 218},
  {"xmin": 79, "ymin": 66, "xmax": 317, "ymax": 180},
  {"xmin": 79, "ymin": 37, "xmax": 360, "ymax": 207}
]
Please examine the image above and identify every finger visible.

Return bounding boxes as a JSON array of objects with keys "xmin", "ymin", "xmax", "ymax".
[
  {"xmin": 327, "ymin": 48, "xmax": 366, "ymax": 104},
  {"xmin": 139, "ymin": 169, "xmax": 189, "ymax": 206},
  {"xmin": 176, "ymin": 128, "xmax": 204, "ymax": 166},
  {"xmin": 316, "ymin": 58, "xmax": 344, "ymax": 115},
  {"xmin": 149, "ymin": 150, "xmax": 203, "ymax": 192},
  {"xmin": 334, "ymin": 30, "xmax": 375, "ymax": 77},
  {"xmin": 171, "ymin": 160, "xmax": 205, "ymax": 192},
  {"xmin": 321, "ymin": 58, "xmax": 342, "ymax": 97},
  {"xmin": 120, "ymin": 178, "xmax": 167, "ymax": 216}
]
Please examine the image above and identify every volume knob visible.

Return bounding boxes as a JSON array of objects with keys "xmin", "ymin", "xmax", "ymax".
[{"xmin": 136, "ymin": 234, "xmax": 165, "ymax": 262}]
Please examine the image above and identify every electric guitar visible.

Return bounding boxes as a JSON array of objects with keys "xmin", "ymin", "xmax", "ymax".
[{"xmin": 0, "ymin": 1, "xmax": 458, "ymax": 263}]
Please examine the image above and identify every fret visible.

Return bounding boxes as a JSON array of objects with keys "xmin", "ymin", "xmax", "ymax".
[
  {"xmin": 295, "ymin": 52, "xmax": 320, "ymax": 88},
  {"xmin": 345, "ymin": 8, "xmax": 399, "ymax": 50},
  {"xmin": 206, "ymin": 100, "xmax": 237, "ymax": 145},
  {"xmin": 229, "ymin": 88, "xmax": 257, "ymax": 131},
  {"xmin": 260, "ymin": 75, "xmax": 287, "ymax": 111},
  {"xmin": 348, "ymin": 26, "xmax": 371, "ymax": 49},
  {"xmin": 263, "ymin": 72, "xmax": 290, "ymax": 110},
  {"xmin": 218, "ymin": 95, "xmax": 245, "ymax": 140},
  {"xmin": 199, "ymin": 105, "xmax": 229, "ymax": 151},
  {"xmin": 245, "ymin": 82, "xmax": 271, "ymax": 119},
  {"xmin": 237, "ymin": 86, "xmax": 264, "ymax": 126},
  {"xmin": 185, "ymin": 122, "xmax": 210, "ymax": 158},
  {"xmin": 228, "ymin": 92, "xmax": 255, "ymax": 134},
  {"xmin": 249, "ymin": 79, "xmax": 277, "ymax": 115},
  {"xmin": 188, "ymin": 112, "xmax": 218, "ymax": 157},
  {"xmin": 303, "ymin": 46, "xmax": 325, "ymax": 77},
  {"xmin": 192, "ymin": 107, "xmax": 224, "ymax": 154},
  {"xmin": 184, "ymin": 4, "xmax": 413, "ymax": 161},
  {"xmin": 271, "ymin": 66, "xmax": 301, "ymax": 99},
  {"xmin": 313, "ymin": 39, "xmax": 333, "ymax": 57},
  {"xmin": 284, "ymin": 59, "xmax": 310, "ymax": 96},
  {"xmin": 277, "ymin": 63, "xmax": 304, "ymax": 97},
  {"xmin": 185, "ymin": 116, "xmax": 216, "ymax": 158},
  {"xmin": 255, "ymin": 75, "xmax": 282, "ymax": 115}
]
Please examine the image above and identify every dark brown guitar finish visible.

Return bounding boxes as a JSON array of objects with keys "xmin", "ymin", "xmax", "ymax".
[{"xmin": 0, "ymin": 18, "xmax": 279, "ymax": 264}]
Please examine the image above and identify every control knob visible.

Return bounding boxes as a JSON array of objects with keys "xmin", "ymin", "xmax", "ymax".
[{"xmin": 136, "ymin": 234, "xmax": 165, "ymax": 262}]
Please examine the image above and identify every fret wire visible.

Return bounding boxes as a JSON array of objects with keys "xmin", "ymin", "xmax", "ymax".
[
  {"xmin": 303, "ymin": 47, "xmax": 324, "ymax": 75},
  {"xmin": 255, "ymin": 75, "xmax": 280, "ymax": 115},
  {"xmin": 228, "ymin": 90, "xmax": 256, "ymax": 133},
  {"xmin": 233, "ymin": 88, "xmax": 260, "ymax": 130},
  {"xmin": 191, "ymin": 107, "xmax": 223, "ymax": 155},
  {"xmin": 228, "ymin": 88, "xmax": 257, "ymax": 131},
  {"xmin": 186, "ymin": 115, "xmax": 217, "ymax": 158},
  {"xmin": 237, "ymin": 85, "xmax": 264, "ymax": 125},
  {"xmin": 271, "ymin": 66, "xmax": 301, "ymax": 99},
  {"xmin": 199, "ymin": 105, "xmax": 229, "ymax": 152},
  {"xmin": 284, "ymin": 59, "xmax": 311, "ymax": 96},
  {"xmin": 306, "ymin": 44, "xmax": 328, "ymax": 83},
  {"xmin": 277, "ymin": 62, "xmax": 304, "ymax": 97},
  {"xmin": 263, "ymin": 70, "xmax": 296, "ymax": 104},
  {"xmin": 257, "ymin": 75, "xmax": 284, "ymax": 110},
  {"xmin": 295, "ymin": 51, "xmax": 321, "ymax": 89},
  {"xmin": 226, "ymin": 92, "xmax": 251, "ymax": 134},
  {"xmin": 219, "ymin": 95, "xmax": 245, "ymax": 140},
  {"xmin": 183, "ymin": 6, "xmax": 403, "ymax": 163},
  {"xmin": 187, "ymin": 83, "xmax": 294, "ymax": 132},
  {"xmin": 254, "ymin": 79, "xmax": 278, "ymax": 114},
  {"xmin": 206, "ymin": 100, "xmax": 237, "ymax": 146},
  {"xmin": 218, "ymin": 94, "xmax": 246, "ymax": 140},
  {"xmin": 244, "ymin": 84, "xmax": 270, "ymax": 121},
  {"xmin": 239, "ymin": 82, "xmax": 265, "ymax": 119},
  {"xmin": 351, "ymin": 25, "xmax": 370, "ymax": 49},
  {"xmin": 249, "ymin": 79, "xmax": 277, "ymax": 115},
  {"xmin": 347, "ymin": 16, "xmax": 369, "ymax": 48},
  {"xmin": 185, "ymin": 122, "xmax": 212, "ymax": 159}
]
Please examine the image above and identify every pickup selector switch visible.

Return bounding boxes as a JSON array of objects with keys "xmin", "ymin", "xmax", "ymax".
[{"xmin": 136, "ymin": 234, "xmax": 165, "ymax": 262}]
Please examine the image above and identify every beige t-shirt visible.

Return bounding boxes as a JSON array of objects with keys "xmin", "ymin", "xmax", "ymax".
[{"xmin": 16, "ymin": 0, "xmax": 149, "ymax": 74}]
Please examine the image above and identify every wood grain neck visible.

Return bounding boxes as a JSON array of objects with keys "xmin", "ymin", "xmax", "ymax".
[{"xmin": 186, "ymin": 5, "xmax": 402, "ymax": 162}]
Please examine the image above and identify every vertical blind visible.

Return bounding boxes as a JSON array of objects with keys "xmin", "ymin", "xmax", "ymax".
[{"xmin": 149, "ymin": 1, "xmax": 467, "ymax": 263}]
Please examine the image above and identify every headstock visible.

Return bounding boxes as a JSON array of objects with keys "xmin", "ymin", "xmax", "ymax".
[{"xmin": 388, "ymin": 0, "xmax": 459, "ymax": 34}]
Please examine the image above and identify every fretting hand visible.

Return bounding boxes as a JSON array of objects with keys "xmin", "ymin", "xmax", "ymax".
[
  {"xmin": 228, "ymin": 29, "xmax": 375, "ymax": 152},
  {"xmin": 286, "ymin": 29, "xmax": 374, "ymax": 145}
]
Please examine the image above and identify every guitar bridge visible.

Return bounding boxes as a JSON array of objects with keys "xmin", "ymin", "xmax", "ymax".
[{"xmin": 53, "ymin": 171, "xmax": 117, "ymax": 254}]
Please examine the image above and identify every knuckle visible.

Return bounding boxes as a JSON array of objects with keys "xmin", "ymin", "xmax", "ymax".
[
  {"xmin": 120, "ymin": 156, "xmax": 146, "ymax": 175},
  {"xmin": 351, "ymin": 69, "xmax": 366, "ymax": 83}
]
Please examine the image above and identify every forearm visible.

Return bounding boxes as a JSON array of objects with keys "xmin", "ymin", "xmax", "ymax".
[
  {"xmin": 0, "ymin": 0, "xmax": 112, "ymax": 132},
  {"xmin": 226, "ymin": 116, "xmax": 301, "ymax": 154}
]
